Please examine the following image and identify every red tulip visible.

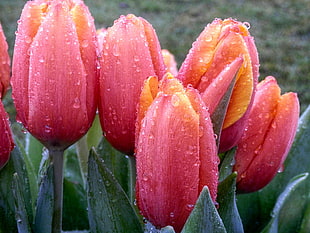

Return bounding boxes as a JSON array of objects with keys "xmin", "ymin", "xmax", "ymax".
[
  {"xmin": 98, "ymin": 14, "xmax": 166, "ymax": 155},
  {"xmin": 0, "ymin": 100, "xmax": 14, "ymax": 170},
  {"xmin": 136, "ymin": 73, "xmax": 219, "ymax": 232},
  {"xmin": 177, "ymin": 18, "xmax": 259, "ymax": 152},
  {"xmin": 0, "ymin": 23, "xmax": 10, "ymax": 99},
  {"xmin": 234, "ymin": 76, "xmax": 299, "ymax": 193},
  {"xmin": 11, "ymin": 0, "xmax": 98, "ymax": 150}
]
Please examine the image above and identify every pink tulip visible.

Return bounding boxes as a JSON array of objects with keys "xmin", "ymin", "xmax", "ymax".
[
  {"xmin": 98, "ymin": 14, "xmax": 166, "ymax": 155},
  {"xmin": 136, "ymin": 73, "xmax": 219, "ymax": 232},
  {"xmin": 161, "ymin": 49, "xmax": 178, "ymax": 77},
  {"xmin": 177, "ymin": 18, "xmax": 259, "ymax": 152},
  {"xmin": 234, "ymin": 76, "xmax": 299, "ymax": 193},
  {"xmin": 11, "ymin": 0, "xmax": 98, "ymax": 150},
  {"xmin": 0, "ymin": 23, "xmax": 10, "ymax": 98},
  {"xmin": 0, "ymin": 100, "xmax": 14, "ymax": 170}
]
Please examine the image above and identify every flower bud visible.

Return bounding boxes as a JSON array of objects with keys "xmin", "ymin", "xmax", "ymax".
[
  {"xmin": 98, "ymin": 14, "xmax": 166, "ymax": 155},
  {"xmin": 0, "ymin": 23, "xmax": 10, "ymax": 98},
  {"xmin": 177, "ymin": 18, "xmax": 259, "ymax": 152},
  {"xmin": 136, "ymin": 73, "xmax": 219, "ymax": 232},
  {"xmin": 161, "ymin": 49, "xmax": 178, "ymax": 77},
  {"xmin": 11, "ymin": 0, "xmax": 98, "ymax": 150},
  {"xmin": 234, "ymin": 76, "xmax": 299, "ymax": 193},
  {"xmin": 0, "ymin": 101, "xmax": 14, "ymax": 170}
]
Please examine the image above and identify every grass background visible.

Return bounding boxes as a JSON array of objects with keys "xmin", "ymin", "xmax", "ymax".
[{"xmin": 1, "ymin": 0, "xmax": 309, "ymax": 114}]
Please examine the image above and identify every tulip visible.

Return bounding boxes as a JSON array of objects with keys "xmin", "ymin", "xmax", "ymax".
[
  {"xmin": 161, "ymin": 49, "xmax": 178, "ymax": 77},
  {"xmin": 11, "ymin": 0, "xmax": 98, "ymax": 150},
  {"xmin": 98, "ymin": 14, "xmax": 166, "ymax": 155},
  {"xmin": 233, "ymin": 76, "xmax": 299, "ymax": 193},
  {"xmin": 0, "ymin": 23, "xmax": 10, "ymax": 98},
  {"xmin": 0, "ymin": 100, "xmax": 14, "ymax": 170},
  {"xmin": 177, "ymin": 18, "xmax": 259, "ymax": 152},
  {"xmin": 136, "ymin": 73, "xmax": 219, "ymax": 232}
]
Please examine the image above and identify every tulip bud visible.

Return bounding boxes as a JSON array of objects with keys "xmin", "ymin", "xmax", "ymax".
[
  {"xmin": 161, "ymin": 49, "xmax": 178, "ymax": 77},
  {"xmin": 11, "ymin": 0, "xmax": 98, "ymax": 150},
  {"xmin": 98, "ymin": 14, "xmax": 166, "ymax": 155},
  {"xmin": 136, "ymin": 73, "xmax": 219, "ymax": 232},
  {"xmin": 177, "ymin": 18, "xmax": 259, "ymax": 152},
  {"xmin": 234, "ymin": 76, "xmax": 299, "ymax": 193},
  {"xmin": 0, "ymin": 101, "xmax": 14, "ymax": 170},
  {"xmin": 0, "ymin": 23, "xmax": 10, "ymax": 99}
]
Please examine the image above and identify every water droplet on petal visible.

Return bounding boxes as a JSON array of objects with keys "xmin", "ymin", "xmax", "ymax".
[{"xmin": 81, "ymin": 39, "xmax": 89, "ymax": 48}]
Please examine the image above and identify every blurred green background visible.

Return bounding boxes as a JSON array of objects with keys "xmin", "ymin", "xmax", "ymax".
[{"xmin": 1, "ymin": 0, "xmax": 309, "ymax": 115}]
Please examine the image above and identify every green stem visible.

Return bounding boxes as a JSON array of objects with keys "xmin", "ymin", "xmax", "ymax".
[
  {"xmin": 128, "ymin": 156, "xmax": 136, "ymax": 204},
  {"xmin": 49, "ymin": 149, "xmax": 64, "ymax": 233}
]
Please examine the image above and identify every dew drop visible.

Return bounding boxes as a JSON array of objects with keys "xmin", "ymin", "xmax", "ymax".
[
  {"xmin": 171, "ymin": 94, "xmax": 180, "ymax": 107},
  {"xmin": 73, "ymin": 97, "xmax": 81, "ymax": 109},
  {"xmin": 112, "ymin": 44, "xmax": 120, "ymax": 56},
  {"xmin": 81, "ymin": 39, "xmax": 89, "ymax": 48}
]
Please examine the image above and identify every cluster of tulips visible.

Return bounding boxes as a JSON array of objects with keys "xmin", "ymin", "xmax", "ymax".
[{"xmin": 0, "ymin": 0, "xmax": 300, "ymax": 232}]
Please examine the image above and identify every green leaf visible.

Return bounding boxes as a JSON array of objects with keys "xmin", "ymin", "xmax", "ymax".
[
  {"xmin": 0, "ymin": 146, "xmax": 33, "ymax": 232},
  {"xmin": 181, "ymin": 186, "xmax": 227, "ymax": 233},
  {"xmin": 96, "ymin": 137, "xmax": 132, "ymax": 199},
  {"xmin": 87, "ymin": 149, "xmax": 143, "ymax": 233},
  {"xmin": 261, "ymin": 173, "xmax": 309, "ymax": 233},
  {"xmin": 300, "ymin": 200, "xmax": 310, "ymax": 233},
  {"xmin": 15, "ymin": 138, "xmax": 38, "ymax": 215},
  {"xmin": 219, "ymin": 148, "xmax": 236, "ymax": 182},
  {"xmin": 12, "ymin": 173, "xmax": 31, "ymax": 233},
  {"xmin": 237, "ymin": 105, "xmax": 310, "ymax": 232},
  {"xmin": 63, "ymin": 178, "xmax": 89, "ymax": 231},
  {"xmin": 218, "ymin": 172, "xmax": 243, "ymax": 233},
  {"xmin": 25, "ymin": 133, "xmax": 44, "ymax": 175},
  {"xmin": 34, "ymin": 164, "xmax": 53, "ymax": 233}
]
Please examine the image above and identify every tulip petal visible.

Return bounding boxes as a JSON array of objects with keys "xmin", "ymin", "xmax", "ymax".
[
  {"xmin": 177, "ymin": 19, "xmax": 223, "ymax": 87},
  {"xmin": 201, "ymin": 57, "xmax": 243, "ymax": 115},
  {"xmin": 162, "ymin": 49, "xmax": 178, "ymax": 77},
  {"xmin": 27, "ymin": 2, "xmax": 89, "ymax": 148},
  {"xmin": 140, "ymin": 17, "xmax": 167, "ymax": 79},
  {"xmin": 186, "ymin": 87, "xmax": 219, "ymax": 202},
  {"xmin": 0, "ymin": 101, "xmax": 14, "ymax": 169},
  {"xmin": 0, "ymin": 24, "xmax": 10, "ymax": 98},
  {"xmin": 70, "ymin": 2, "xmax": 98, "ymax": 121},
  {"xmin": 12, "ymin": 1, "xmax": 46, "ymax": 123},
  {"xmin": 234, "ymin": 77, "xmax": 280, "ymax": 180},
  {"xmin": 135, "ymin": 75, "xmax": 159, "ymax": 147}
]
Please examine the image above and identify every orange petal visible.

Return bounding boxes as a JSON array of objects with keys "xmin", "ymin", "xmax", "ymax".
[
  {"xmin": 201, "ymin": 56, "xmax": 243, "ymax": 115},
  {"xmin": 177, "ymin": 19, "xmax": 223, "ymax": 87},
  {"xmin": 135, "ymin": 75, "xmax": 159, "ymax": 148}
]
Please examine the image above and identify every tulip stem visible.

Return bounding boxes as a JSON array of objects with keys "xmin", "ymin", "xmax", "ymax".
[
  {"xmin": 49, "ymin": 148, "xmax": 64, "ymax": 233},
  {"xmin": 128, "ymin": 156, "xmax": 136, "ymax": 204}
]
